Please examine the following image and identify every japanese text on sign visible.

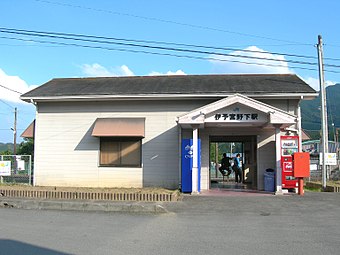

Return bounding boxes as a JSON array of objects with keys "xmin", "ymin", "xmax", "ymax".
[
  {"xmin": 214, "ymin": 113, "xmax": 259, "ymax": 121},
  {"xmin": 0, "ymin": 161, "xmax": 11, "ymax": 176}
]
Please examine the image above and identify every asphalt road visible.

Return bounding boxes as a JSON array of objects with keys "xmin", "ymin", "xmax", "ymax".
[{"xmin": 0, "ymin": 192, "xmax": 340, "ymax": 255}]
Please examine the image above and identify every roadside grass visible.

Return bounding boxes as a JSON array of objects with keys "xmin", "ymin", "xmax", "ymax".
[
  {"xmin": 305, "ymin": 180, "xmax": 340, "ymax": 192},
  {"xmin": 304, "ymin": 186, "xmax": 322, "ymax": 192}
]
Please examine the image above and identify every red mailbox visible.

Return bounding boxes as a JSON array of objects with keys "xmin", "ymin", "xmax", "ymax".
[
  {"xmin": 293, "ymin": 152, "xmax": 310, "ymax": 196},
  {"xmin": 293, "ymin": 152, "xmax": 310, "ymax": 178}
]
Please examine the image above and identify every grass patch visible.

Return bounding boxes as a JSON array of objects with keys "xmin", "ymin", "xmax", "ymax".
[{"xmin": 304, "ymin": 186, "xmax": 322, "ymax": 192}]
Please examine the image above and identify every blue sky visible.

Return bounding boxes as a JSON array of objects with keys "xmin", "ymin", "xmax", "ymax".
[{"xmin": 0, "ymin": 0, "xmax": 339, "ymax": 143}]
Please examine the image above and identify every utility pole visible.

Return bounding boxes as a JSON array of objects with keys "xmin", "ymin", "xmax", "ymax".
[
  {"xmin": 13, "ymin": 107, "xmax": 17, "ymax": 155},
  {"xmin": 317, "ymin": 35, "xmax": 328, "ymax": 190},
  {"xmin": 11, "ymin": 107, "xmax": 18, "ymax": 175},
  {"xmin": 215, "ymin": 143, "xmax": 218, "ymax": 178}
]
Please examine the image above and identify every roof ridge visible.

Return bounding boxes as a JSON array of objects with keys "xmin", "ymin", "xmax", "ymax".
[{"xmin": 51, "ymin": 73, "xmax": 295, "ymax": 81}]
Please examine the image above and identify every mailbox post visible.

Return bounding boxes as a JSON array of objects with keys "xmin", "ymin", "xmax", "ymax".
[{"xmin": 292, "ymin": 152, "xmax": 310, "ymax": 195}]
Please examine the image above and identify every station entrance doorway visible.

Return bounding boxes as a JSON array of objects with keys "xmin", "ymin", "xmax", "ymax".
[{"xmin": 209, "ymin": 136, "xmax": 257, "ymax": 190}]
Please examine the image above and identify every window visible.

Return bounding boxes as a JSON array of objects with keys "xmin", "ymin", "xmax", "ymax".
[{"xmin": 99, "ymin": 137, "xmax": 142, "ymax": 167}]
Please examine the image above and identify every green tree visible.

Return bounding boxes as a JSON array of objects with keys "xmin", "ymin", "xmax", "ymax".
[
  {"xmin": 17, "ymin": 138, "xmax": 34, "ymax": 157},
  {"xmin": 0, "ymin": 149, "xmax": 12, "ymax": 155}
]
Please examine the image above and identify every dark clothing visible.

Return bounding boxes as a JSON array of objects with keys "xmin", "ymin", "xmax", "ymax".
[
  {"xmin": 219, "ymin": 156, "xmax": 231, "ymax": 176},
  {"xmin": 234, "ymin": 157, "xmax": 242, "ymax": 183},
  {"xmin": 235, "ymin": 168, "xmax": 242, "ymax": 183},
  {"xmin": 221, "ymin": 156, "xmax": 231, "ymax": 169}
]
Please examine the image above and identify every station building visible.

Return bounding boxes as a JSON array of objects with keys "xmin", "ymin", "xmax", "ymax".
[{"xmin": 21, "ymin": 74, "xmax": 318, "ymax": 193}]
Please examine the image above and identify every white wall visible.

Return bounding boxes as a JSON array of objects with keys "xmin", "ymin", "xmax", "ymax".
[
  {"xmin": 33, "ymin": 97, "xmax": 296, "ymax": 190},
  {"xmin": 259, "ymin": 99, "xmax": 299, "ymax": 116},
  {"xmin": 256, "ymin": 131, "xmax": 276, "ymax": 190},
  {"xmin": 34, "ymin": 100, "xmax": 211, "ymax": 189}
]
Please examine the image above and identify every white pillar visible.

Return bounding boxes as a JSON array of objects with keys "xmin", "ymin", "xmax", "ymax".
[
  {"xmin": 275, "ymin": 125, "xmax": 283, "ymax": 195},
  {"xmin": 191, "ymin": 126, "xmax": 199, "ymax": 194}
]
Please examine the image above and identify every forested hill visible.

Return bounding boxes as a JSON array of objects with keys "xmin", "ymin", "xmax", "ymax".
[
  {"xmin": 0, "ymin": 143, "xmax": 14, "ymax": 152},
  {"xmin": 301, "ymin": 83, "xmax": 340, "ymax": 138}
]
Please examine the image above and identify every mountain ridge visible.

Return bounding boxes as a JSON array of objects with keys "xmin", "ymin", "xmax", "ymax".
[{"xmin": 301, "ymin": 83, "xmax": 340, "ymax": 139}]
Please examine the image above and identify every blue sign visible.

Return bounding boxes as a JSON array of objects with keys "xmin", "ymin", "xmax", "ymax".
[{"xmin": 181, "ymin": 139, "xmax": 201, "ymax": 193}]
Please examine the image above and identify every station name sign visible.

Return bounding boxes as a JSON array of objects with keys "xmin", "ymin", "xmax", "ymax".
[
  {"xmin": 205, "ymin": 106, "xmax": 266, "ymax": 123},
  {"xmin": 214, "ymin": 113, "xmax": 259, "ymax": 121}
]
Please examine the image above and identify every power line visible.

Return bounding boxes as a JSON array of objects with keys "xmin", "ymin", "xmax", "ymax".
[
  {"xmin": 1, "ymin": 28, "xmax": 339, "ymax": 73},
  {"xmin": 0, "ymin": 42, "xmax": 64, "ymax": 48},
  {"xmin": 33, "ymin": 0, "xmax": 309, "ymax": 45},
  {"xmin": 0, "ymin": 27, "xmax": 321, "ymax": 60},
  {"xmin": 0, "ymin": 84, "xmax": 22, "ymax": 94},
  {"xmin": 0, "ymin": 28, "xmax": 323, "ymax": 67},
  {"xmin": 0, "ymin": 35, "xmax": 324, "ymax": 73},
  {"xmin": 0, "ymin": 99, "xmax": 15, "ymax": 109},
  {"xmin": 326, "ymin": 44, "xmax": 340, "ymax": 48},
  {"xmin": 2, "ymin": 26, "xmax": 340, "ymax": 65},
  {"xmin": 2, "ymin": 26, "xmax": 340, "ymax": 70},
  {"xmin": 0, "ymin": 28, "xmax": 324, "ymax": 67}
]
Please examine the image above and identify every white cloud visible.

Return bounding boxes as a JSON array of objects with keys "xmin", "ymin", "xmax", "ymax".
[
  {"xmin": 302, "ymin": 77, "xmax": 337, "ymax": 91},
  {"xmin": 0, "ymin": 68, "xmax": 37, "ymax": 103},
  {"xmin": 81, "ymin": 63, "xmax": 186, "ymax": 78},
  {"xmin": 148, "ymin": 70, "xmax": 186, "ymax": 76},
  {"xmin": 210, "ymin": 46, "xmax": 292, "ymax": 74},
  {"xmin": 81, "ymin": 63, "xmax": 134, "ymax": 77}
]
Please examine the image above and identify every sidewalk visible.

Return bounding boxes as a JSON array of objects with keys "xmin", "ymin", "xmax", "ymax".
[
  {"xmin": 3, "ymin": 189, "xmax": 339, "ymax": 215},
  {"xmin": 0, "ymin": 196, "xmax": 169, "ymax": 213},
  {"xmin": 0, "ymin": 187, "xmax": 273, "ymax": 213}
]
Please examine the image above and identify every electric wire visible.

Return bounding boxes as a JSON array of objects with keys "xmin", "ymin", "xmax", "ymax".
[
  {"xmin": 0, "ymin": 27, "xmax": 321, "ymax": 60},
  {"xmin": 0, "ymin": 84, "xmax": 23, "ymax": 94},
  {"xmin": 33, "ymin": 0, "xmax": 309, "ymax": 45},
  {"xmin": 1, "ymin": 27, "xmax": 340, "ymax": 72},
  {"xmin": 1, "ymin": 28, "xmax": 339, "ymax": 73},
  {"xmin": 0, "ymin": 35, "xmax": 325, "ymax": 73},
  {"xmin": 0, "ymin": 28, "xmax": 321, "ymax": 66},
  {"xmin": 0, "ymin": 99, "xmax": 15, "ymax": 109},
  {"xmin": 2, "ymin": 34, "xmax": 339, "ymax": 74}
]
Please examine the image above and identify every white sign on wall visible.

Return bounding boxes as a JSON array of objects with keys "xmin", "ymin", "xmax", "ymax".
[
  {"xmin": 206, "ymin": 105, "xmax": 267, "ymax": 123},
  {"xmin": 319, "ymin": 153, "xmax": 337, "ymax": 165},
  {"xmin": 0, "ymin": 161, "xmax": 11, "ymax": 176},
  {"xmin": 310, "ymin": 164, "xmax": 318, "ymax": 171},
  {"xmin": 17, "ymin": 160, "xmax": 25, "ymax": 171}
]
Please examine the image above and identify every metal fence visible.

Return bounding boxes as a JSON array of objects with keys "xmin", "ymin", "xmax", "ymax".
[
  {"xmin": 308, "ymin": 154, "xmax": 340, "ymax": 182},
  {"xmin": 0, "ymin": 155, "xmax": 32, "ymax": 185}
]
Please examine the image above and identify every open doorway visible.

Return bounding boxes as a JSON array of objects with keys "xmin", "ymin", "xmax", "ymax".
[{"xmin": 209, "ymin": 136, "xmax": 257, "ymax": 190}]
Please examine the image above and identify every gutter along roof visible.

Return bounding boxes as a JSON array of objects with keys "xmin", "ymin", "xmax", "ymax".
[{"xmin": 21, "ymin": 74, "xmax": 318, "ymax": 102}]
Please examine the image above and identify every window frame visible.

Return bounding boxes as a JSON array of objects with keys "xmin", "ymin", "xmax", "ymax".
[{"xmin": 99, "ymin": 137, "xmax": 142, "ymax": 167}]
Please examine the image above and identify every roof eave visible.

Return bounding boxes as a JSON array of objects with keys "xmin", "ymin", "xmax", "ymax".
[{"xmin": 20, "ymin": 92, "xmax": 319, "ymax": 103}]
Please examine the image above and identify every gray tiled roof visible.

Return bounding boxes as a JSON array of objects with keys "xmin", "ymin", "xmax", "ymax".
[{"xmin": 21, "ymin": 74, "xmax": 316, "ymax": 99}]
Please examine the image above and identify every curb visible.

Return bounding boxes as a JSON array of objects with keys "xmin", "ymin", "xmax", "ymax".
[
  {"xmin": 0, "ymin": 188, "xmax": 180, "ymax": 202},
  {"xmin": 0, "ymin": 198, "xmax": 169, "ymax": 214}
]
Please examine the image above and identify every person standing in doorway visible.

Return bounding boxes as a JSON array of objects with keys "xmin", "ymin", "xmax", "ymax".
[{"xmin": 234, "ymin": 153, "xmax": 243, "ymax": 183}]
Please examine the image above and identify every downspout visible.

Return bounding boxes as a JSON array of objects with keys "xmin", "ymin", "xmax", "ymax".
[
  {"xmin": 297, "ymin": 96, "xmax": 303, "ymax": 152},
  {"xmin": 30, "ymin": 99, "xmax": 38, "ymax": 186}
]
